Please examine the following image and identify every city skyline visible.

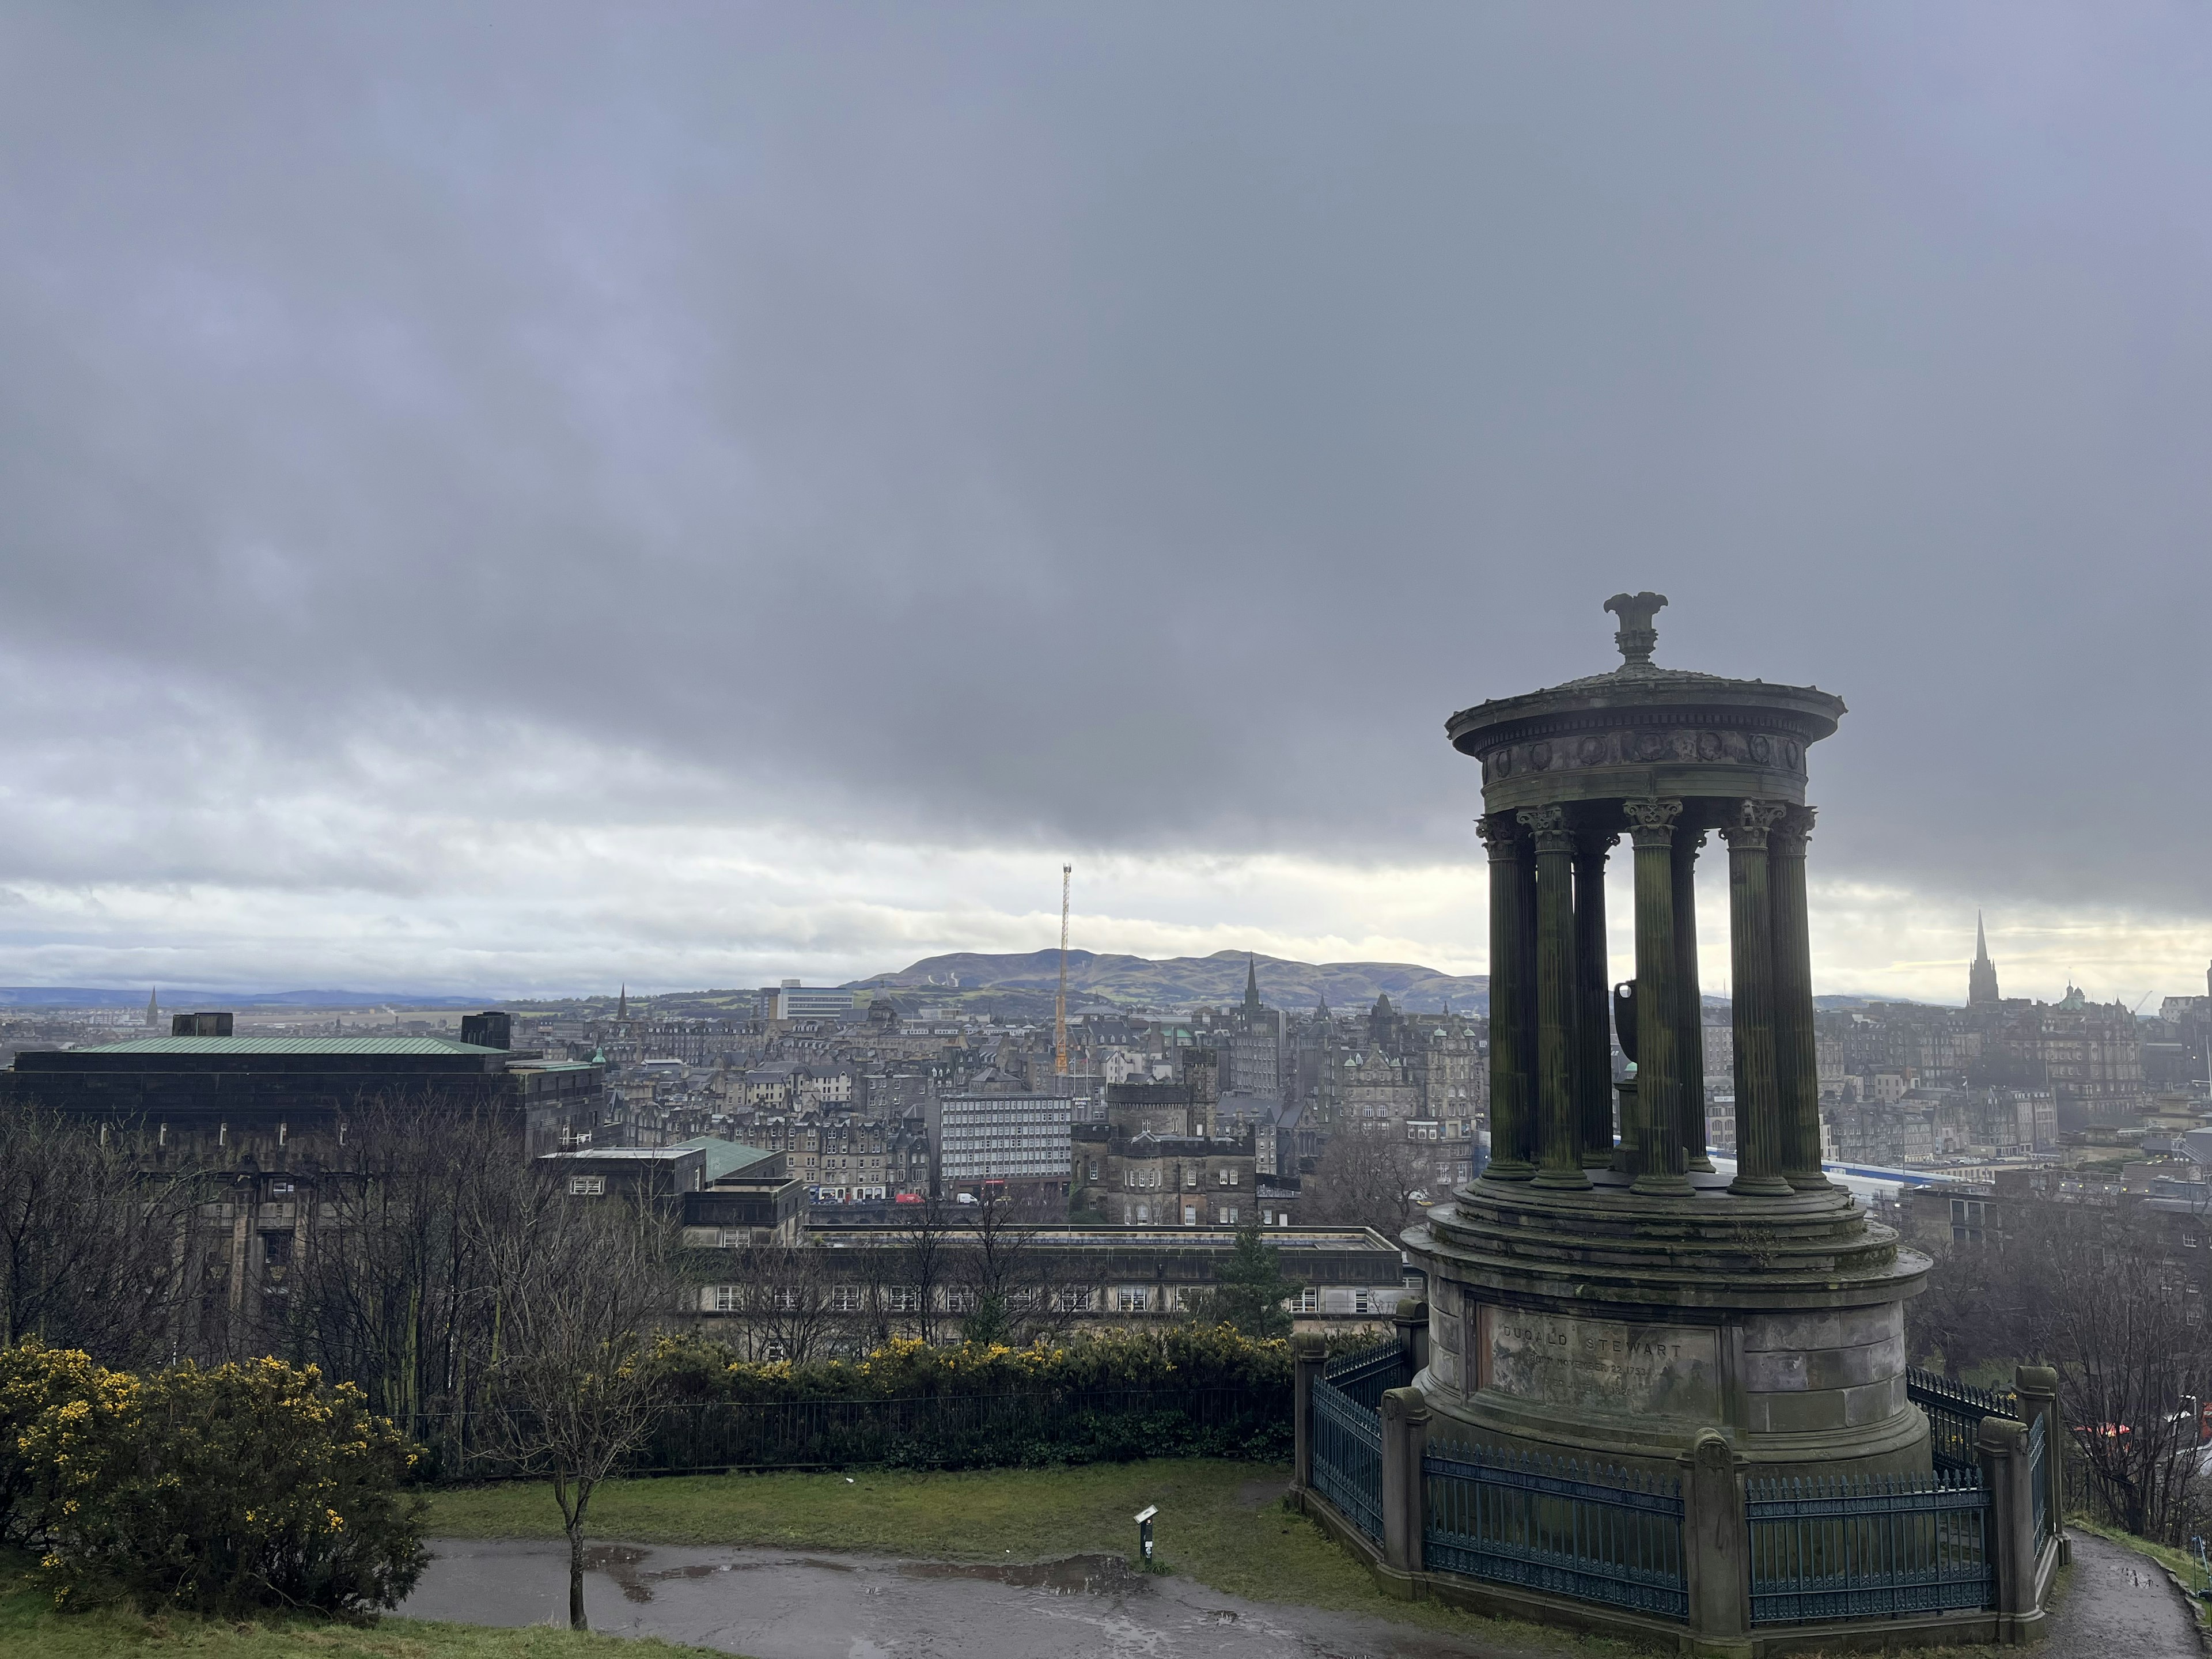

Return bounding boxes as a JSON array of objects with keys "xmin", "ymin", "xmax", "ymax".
[{"xmin": 2, "ymin": 6, "xmax": 2209, "ymax": 1005}]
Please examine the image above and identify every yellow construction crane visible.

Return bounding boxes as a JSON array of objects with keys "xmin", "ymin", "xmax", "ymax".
[{"xmin": 1055, "ymin": 863, "xmax": 1071, "ymax": 1076}]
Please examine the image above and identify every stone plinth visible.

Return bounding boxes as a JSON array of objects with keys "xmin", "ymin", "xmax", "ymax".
[{"xmin": 1410, "ymin": 1163, "xmax": 1930, "ymax": 1480}]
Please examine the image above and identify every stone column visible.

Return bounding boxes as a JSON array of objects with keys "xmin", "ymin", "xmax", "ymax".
[
  {"xmin": 1524, "ymin": 806, "xmax": 1589, "ymax": 1189},
  {"xmin": 1673, "ymin": 826, "xmax": 1712, "ymax": 1173},
  {"xmin": 1770, "ymin": 806, "xmax": 1827, "ymax": 1189},
  {"xmin": 1625, "ymin": 799, "xmax": 1691, "ymax": 1195},
  {"xmin": 1724, "ymin": 801, "xmax": 1792, "ymax": 1196},
  {"xmin": 1380, "ymin": 1385, "xmax": 1431, "ymax": 1578},
  {"xmin": 1393, "ymin": 1296, "xmax": 1430, "ymax": 1377},
  {"xmin": 1478, "ymin": 815, "xmax": 1534, "ymax": 1180},
  {"xmin": 1291, "ymin": 1331, "xmax": 1327, "ymax": 1493},
  {"xmin": 1978, "ymin": 1414, "xmax": 2040, "ymax": 1627},
  {"xmin": 1574, "ymin": 829, "xmax": 1617, "ymax": 1168},
  {"xmin": 1679, "ymin": 1430, "xmax": 1751, "ymax": 1649}
]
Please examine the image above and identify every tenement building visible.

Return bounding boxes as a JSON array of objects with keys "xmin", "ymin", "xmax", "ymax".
[{"xmin": 1069, "ymin": 1081, "xmax": 1258, "ymax": 1225}]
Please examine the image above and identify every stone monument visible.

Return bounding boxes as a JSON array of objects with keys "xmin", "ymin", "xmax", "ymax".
[{"xmin": 1404, "ymin": 593, "xmax": 1932, "ymax": 1479}]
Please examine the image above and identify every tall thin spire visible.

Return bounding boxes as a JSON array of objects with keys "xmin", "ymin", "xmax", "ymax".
[
  {"xmin": 617, "ymin": 983, "xmax": 628, "ymax": 1021},
  {"xmin": 1243, "ymin": 955, "xmax": 1262, "ymax": 1016},
  {"xmin": 1968, "ymin": 913, "xmax": 2001, "ymax": 1006},
  {"xmin": 145, "ymin": 986, "xmax": 159, "ymax": 1027}
]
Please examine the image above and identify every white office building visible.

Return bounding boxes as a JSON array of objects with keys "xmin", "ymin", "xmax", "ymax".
[{"xmin": 929, "ymin": 1092, "xmax": 1074, "ymax": 1191}]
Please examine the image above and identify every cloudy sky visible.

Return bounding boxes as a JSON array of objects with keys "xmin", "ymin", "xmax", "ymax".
[{"xmin": 1, "ymin": 3, "xmax": 2207, "ymax": 1005}]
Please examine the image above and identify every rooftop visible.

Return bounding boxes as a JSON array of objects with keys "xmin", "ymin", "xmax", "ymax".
[{"xmin": 67, "ymin": 1036, "xmax": 508, "ymax": 1056}]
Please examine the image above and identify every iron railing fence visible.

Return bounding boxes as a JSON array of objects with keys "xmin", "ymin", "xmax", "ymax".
[
  {"xmin": 1324, "ymin": 1337, "xmax": 1412, "ymax": 1409},
  {"xmin": 1423, "ymin": 1439, "xmax": 1687, "ymax": 1620},
  {"xmin": 1905, "ymin": 1368, "xmax": 2018, "ymax": 1474},
  {"xmin": 2028, "ymin": 1413, "xmax": 2051, "ymax": 1547},
  {"xmin": 1311, "ymin": 1375, "xmax": 1386, "ymax": 1543},
  {"xmin": 414, "ymin": 1384, "xmax": 1289, "ymax": 1480},
  {"xmin": 1746, "ymin": 1469, "xmax": 1994, "ymax": 1625}
]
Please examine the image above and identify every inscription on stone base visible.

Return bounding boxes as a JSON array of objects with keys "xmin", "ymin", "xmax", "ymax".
[{"xmin": 1479, "ymin": 1305, "xmax": 1719, "ymax": 1421}]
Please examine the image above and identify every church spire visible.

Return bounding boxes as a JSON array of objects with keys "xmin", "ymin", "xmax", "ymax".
[
  {"xmin": 145, "ymin": 986, "xmax": 159, "ymax": 1027},
  {"xmin": 617, "ymin": 983, "xmax": 628, "ymax": 1021},
  {"xmin": 1968, "ymin": 913, "xmax": 2001, "ymax": 1006},
  {"xmin": 1243, "ymin": 955, "xmax": 1261, "ymax": 1014}
]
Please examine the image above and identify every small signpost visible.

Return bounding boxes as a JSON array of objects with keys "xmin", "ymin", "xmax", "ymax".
[{"xmin": 1134, "ymin": 1505, "xmax": 1157, "ymax": 1564}]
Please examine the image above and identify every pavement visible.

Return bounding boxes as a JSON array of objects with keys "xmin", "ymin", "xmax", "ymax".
[
  {"xmin": 402, "ymin": 1538, "xmax": 1546, "ymax": 1659},
  {"xmin": 403, "ymin": 1525, "xmax": 2210, "ymax": 1659},
  {"xmin": 2041, "ymin": 1530, "xmax": 2203, "ymax": 1659}
]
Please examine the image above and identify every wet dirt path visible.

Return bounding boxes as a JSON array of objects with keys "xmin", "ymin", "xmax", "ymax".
[
  {"xmin": 2041, "ymin": 1531, "xmax": 2203, "ymax": 1659},
  {"xmin": 403, "ymin": 1537, "xmax": 1550, "ymax": 1659}
]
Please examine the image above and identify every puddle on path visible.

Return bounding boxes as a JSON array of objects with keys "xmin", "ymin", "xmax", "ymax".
[
  {"xmin": 582, "ymin": 1544, "xmax": 862, "ymax": 1603},
  {"xmin": 901, "ymin": 1553, "xmax": 1145, "ymax": 1595}
]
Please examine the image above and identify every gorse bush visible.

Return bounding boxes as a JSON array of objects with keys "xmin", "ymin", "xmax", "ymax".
[{"xmin": 3, "ymin": 1343, "xmax": 427, "ymax": 1618}]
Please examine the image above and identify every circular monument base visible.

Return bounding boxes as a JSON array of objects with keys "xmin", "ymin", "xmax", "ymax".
[{"xmin": 1405, "ymin": 1172, "xmax": 1933, "ymax": 1482}]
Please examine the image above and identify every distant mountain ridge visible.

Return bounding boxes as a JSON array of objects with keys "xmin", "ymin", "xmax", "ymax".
[{"xmin": 849, "ymin": 949, "xmax": 1489, "ymax": 1014}]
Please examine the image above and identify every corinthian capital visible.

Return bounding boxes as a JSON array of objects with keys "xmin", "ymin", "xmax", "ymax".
[
  {"xmin": 1770, "ymin": 804, "xmax": 1817, "ymax": 857},
  {"xmin": 1516, "ymin": 805, "xmax": 1574, "ymax": 854},
  {"xmin": 1476, "ymin": 813, "xmax": 1523, "ymax": 859},
  {"xmin": 1719, "ymin": 798, "xmax": 1788, "ymax": 851},
  {"xmin": 1622, "ymin": 798, "xmax": 1683, "ymax": 847}
]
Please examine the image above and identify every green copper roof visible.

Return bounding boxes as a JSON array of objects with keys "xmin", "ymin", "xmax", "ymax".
[
  {"xmin": 88, "ymin": 1036, "xmax": 508, "ymax": 1056},
  {"xmin": 676, "ymin": 1135, "xmax": 781, "ymax": 1181}
]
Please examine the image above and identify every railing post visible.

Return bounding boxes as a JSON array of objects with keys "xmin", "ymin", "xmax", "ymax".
[
  {"xmin": 1977, "ymin": 1415, "xmax": 2039, "ymax": 1628},
  {"xmin": 1679, "ymin": 1430, "xmax": 1751, "ymax": 1654},
  {"xmin": 1380, "ymin": 1385, "xmax": 1429, "ymax": 1580},
  {"xmin": 2014, "ymin": 1364, "xmax": 2062, "ymax": 1551},
  {"xmin": 1394, "ymin": 1295, "xmax": 1429, "ymax": 1378},
  {"xmin": 1291, "ymin": 1332, "xmax": 1327, "ymax": 1494}
]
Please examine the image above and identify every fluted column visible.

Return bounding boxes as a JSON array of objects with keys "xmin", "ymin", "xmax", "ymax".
[
  {"xmin": 1770, "ymin": 806, "xmax": 1827, "ymax": 1189},
  {"xmin": 1674, "ymin": 826, "xmax": 1711, "ymax": 1173},
  {"xmin": 1574, "ymin": 828, "xmax": 1618, "ymax": 1169},
  {"xmin": 1524, "ymin": 807, "xmax": 1589, "ymax": 1189},
  {"xmin": 1625, "ymin": 799, "xmax": 1691, "ymax": 1195},
  {"xmin": 1479, "ymin": 814, "xmax": 1534, "ymax": 1180},
  {"xmin": 1723, "ymin": 801, "xmax": 1791, "ymax": 1196}
]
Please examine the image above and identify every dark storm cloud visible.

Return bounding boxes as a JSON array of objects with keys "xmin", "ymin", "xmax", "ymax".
[{"xmin": 1, "ymin": 3, "xmax": 2207, "ymax": 913}]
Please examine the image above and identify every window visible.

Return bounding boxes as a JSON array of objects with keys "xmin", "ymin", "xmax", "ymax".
[
  {"xmin": 718, "ymin": 1227, "xmax": 745, "ymax": 1248},
  {"xmin": 1115, "ymin": 1286, "xmax": 1149, "ymax": 1313},
  {"xmin": 1353, "ymin": 1289, "xmax": 1372, "ymax": 1316},
  {"xmin": 771, "ymin": 1286, "xmax": 801, "ymax": 1312},
  {"xmin": 829, "ymin": 1285, "xmax": 863, "ymax": 1313},
  {"xmin": 271, "ymin": 1180, "xmax": 294, "ymax": 1195},
  {"xmin": 889, "ymin": 1286, "xmax": 923, "ymax": 1313},
  {"xmin": 1088, "ymin": 1161, "xmax": 1099, "ymax": 1181},
  {"xmin": 568, "ymin": 1173, "xmax": 605, "ymax": 1196},
  {"xmin": 1296, "ymin": 1287, "xmax": 1320, "ymax": 1314},
  {"xmin": 1220, "ymin": 1207, "xmax": 1238, "ymax": 1225},
  {"xmin": 760, "ymin": 1338, "xmax": 787, "ymax": 1361},
  {"xmin": 713, "ymin": 1285, "xmax": 742, "ymax": 1312},
  {"xmin": 1055, "ymin": 1287, "xmax": 1096, "ymax": 1313},
  {"xmin": 1184, "ymin": 1206, "xmax": 1198, "ymax": 1225},
  {"xmin": 1184, "ymin": 1167, "xmax": 1198, "ymax": 1188},
  {"xmin": 946, "ymin": 1287, "xmax": 977, "ymax": 1315},
  {"xmin": 263, "ymin": 1234, "xmax": 293, "ymax": 1267},
  {"xmin": 1137, "ymin": 1203, "xmax": 1150, "ymax": 1222}
]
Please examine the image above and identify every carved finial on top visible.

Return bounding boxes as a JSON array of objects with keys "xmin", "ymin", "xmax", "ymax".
[{"xmin": 1604, "ymin": 591, "xmax": 1668, "ymax": 670}]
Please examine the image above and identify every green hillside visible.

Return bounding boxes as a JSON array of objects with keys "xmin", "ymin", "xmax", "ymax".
[{"xmin": 849, "ymin": 949, "xmax": 1488, "ymax": 1014}]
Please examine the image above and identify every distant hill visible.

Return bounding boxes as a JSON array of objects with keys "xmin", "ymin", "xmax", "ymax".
[{"xmin": 849, "ymin": 950, "xmax": 1488, "ymax": 1015}]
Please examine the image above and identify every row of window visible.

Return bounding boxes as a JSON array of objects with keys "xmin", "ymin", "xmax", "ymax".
[{"xmin": 706, "ymin": 1283, "xmax": 1378, "ymax": 1315}]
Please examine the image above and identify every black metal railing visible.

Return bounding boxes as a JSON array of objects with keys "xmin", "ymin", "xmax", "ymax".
[
  {"xmin": 1308, "ymin": 1338, "xmax": 1403, "ymax": 1544},
  {"xmin": 1324, "ymin": 1336, "xmax": 1411, "ymax": 1409},
  {"xmin": 1905, "ymin": 1368, "xmax": 2017, "ymax": 1473},
  {"xmin": 1423, "ymin": 1439, "xmax": 1686, "ymax": 1619},
  {"xmin": 1747, "ymin": 1469, "xmax": 1994, "ymax": 1625}
]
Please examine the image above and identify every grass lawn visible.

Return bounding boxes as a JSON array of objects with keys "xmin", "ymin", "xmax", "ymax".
[
  {"xmin": 0, "ymin": 1550, "xmax": 724, "ymax": 1659},
  {"xmin": 428, "ymin": 1460, "xmax": 1637, "ymax": 1652}
]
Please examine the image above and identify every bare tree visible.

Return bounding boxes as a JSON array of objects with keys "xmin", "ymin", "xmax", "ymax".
[
  {"xmin": 1303, "ymin": 1127, "xmax": 1430, "ymax": 1242},
  {"xmin": 2018, "ymin": 1208, "xmax": 2209, "ymax": 1541},
  {"xmin": 476, "ymin": 1169, "xmax": 681, "ymax": 1631},
  {"xmin": 296, "ymin": 1096, "xmax": 513, "ymax": 1448},
  {"xmin": 895, "ymin": 1196, "xmax": 960, "ymax": 1346},
  {"xmin": 0, "ymin": 1108, "xmax": 192, "ymax": 1366}
]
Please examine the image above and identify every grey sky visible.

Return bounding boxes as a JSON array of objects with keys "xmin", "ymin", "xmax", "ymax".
[{"xmin": 1, "ymin": 5, "xmax": 2207, "ymax": 996}]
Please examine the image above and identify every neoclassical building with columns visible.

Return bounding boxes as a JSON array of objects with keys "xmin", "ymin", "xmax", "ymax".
[{"xmin": 1404, "ymin": 593, "xmax": 1934, "ymax": 1480}]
